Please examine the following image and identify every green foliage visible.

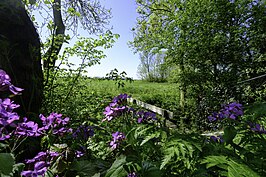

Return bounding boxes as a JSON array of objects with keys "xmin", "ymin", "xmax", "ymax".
[
  {"xmin": 0, "ymin": 153, "xmax": 15, "ymax": 176},
  {"xmin": 105, "ymin": 155, "xmax": 128, "ymax": 177},
  {"xmin": 105, "ymin": 69, "xmax": 133, "ymax": 89},
  {"xmin": 137, "ymin": 50, "xmax": 170, "ymax": 82},
  {"xmin": 202, "ymin": 155, "xmax": 260, "ymax": 177},
  {"xmin": 69, "ymin": 160, "xmax": 104, "ymax": 177},
  {"xmin": 42, "ymin": 31, "xmax": 119, "ymax": 119},
  {"xmin": 131, "ymin": 0, "xmax": 266, "ymax": 128},
  {"xmin": 160, "ymin": 133, "xmax": 203, "ymax": 176}
]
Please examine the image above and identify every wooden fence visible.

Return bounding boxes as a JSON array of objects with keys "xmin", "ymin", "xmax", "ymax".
[
  {"xmin": 127, "ymin": 97, "xmax": 176, "ymax": 128},
  {"xmin": 127, "ymin": 97, "xmax": 223, "ymax": 136}
]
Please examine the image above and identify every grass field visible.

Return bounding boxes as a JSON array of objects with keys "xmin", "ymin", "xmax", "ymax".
[{"xmin": 86, "ymin": 79, "xmax": 180, "ymax": 112}]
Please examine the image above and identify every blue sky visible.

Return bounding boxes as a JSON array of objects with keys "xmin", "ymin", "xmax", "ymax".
[
  {"xmin": 35, "ymin": 0, "xmax": 140, "ymax": 79},
  {"xmin": 75, "ymin": 0, "xmax": 140, "ymax": 79}
]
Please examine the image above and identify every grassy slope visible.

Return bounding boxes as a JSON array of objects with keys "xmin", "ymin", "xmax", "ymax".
[{"xmin": 87, "ymin": 79, "xmax": 180, "ymax": 112}]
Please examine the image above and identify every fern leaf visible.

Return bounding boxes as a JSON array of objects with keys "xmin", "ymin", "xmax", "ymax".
[
  {"xmin": 228, "ymin": 160, "xmax": 260, "ymax": 177},
  {"xmin": 201, "ymin": 155, "xmax": 228, "ymax": 169},
  {"xmin": 160, "ymin": 147, "xmax": 176, "ymax": 169},
  {"xmin": 134, "ymin": 125, "xmax": 153, "ymax": 139},
  {"xmin": 140, "ymin": 131, "xmax": 160, "ymax": 146},
  {"xmin": 160, "ymin": 139, "xmax": 198, "ymax": 170}
]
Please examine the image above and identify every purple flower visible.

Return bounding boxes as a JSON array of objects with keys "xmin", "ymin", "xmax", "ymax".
[
  {"xmin": 0, "ymin": 69, "xmax": 10, "ymax": 92},
  {"xmin": 0, "ymin": 69, "xmax": 23, "ymax": 95},
  {"xmin": 72, "ymin": 125, "xmax": 94, "ymax": 140},
  {"xmin": 38, "ymin": 113, "xmax": 72, "ymax": 136},
  {"xmin": 103, "ymin": 106, "xmax": 116, "ymax": 121},
  {"xmin": 137, "ymin": 111, "xmax": 157, "ymax": 123},
  {"xmin": 221, "ymin": 102, "xmax": 243, "ymax": 120},
  {"xmin": 75, "ymin": 150, "xmax": 85, "ymax": 158},
  {"xmin": 22, "ymin": 151, "xmax": 60, "ymax": 176},
  {"xmin": 208, "ymin": 102, "xmax": 243, "ymax": 122},
  {"xmin": 128, "ymin": 172, "xmax": 138, "ymax": 177},
  {"xmin": 75, "ymin": 146, "xmax": 87, "ymax": 158},
  {"xmin": 102, "ymin": 94, "xmax": 135, "ymax": 122},
  {"xmin": 0, "ymin": 127, "xmax": 12, "ymax": 140},
  {"xmin": 110, "ymin": 131, "xmax": 125, "ymax": 150},
  {"xmin": 0, "ymin": 99, "xmax": 20, "ymax": 135},
  {"xmin": 210, "ymin": 135, "xmax": 224, "ymax": 143},
  {"xmin": 15, "ymin": 118, "xmax": 41, "ymax": 137},
  {"xmin": 208, "ymin": 112, "xmax": 219, "ymax": 122},
  {"xmin": 1, "ymin": 98, "xmax": 20, "ymax": 111},
  {"xmin": 25, "ymin": 151, "xmax": 47, "ymax": 164},
  {"xmin": 112, "ymin": 94, "xmax": 130, "ymax": 105},
  {"xmin": 21, "ymin": 161, "xmax": 48, "ymax": 177},
  {"xmin": 249, "ymin": 123, "xmax": 266, "ymax": 134},
  {"xmin": 9, "ymin": 85, "xmax": 24, "ymax": 95}
]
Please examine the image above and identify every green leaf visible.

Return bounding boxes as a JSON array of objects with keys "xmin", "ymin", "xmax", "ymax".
[
  {"xmin": 105, "ymin": 155, "xmax": 127, "ymax": 177},
  {"xmin": 140, "ymin": 132, "xmax": 160, "ymax": 146},
  {"xmin": 13, "ymin": 163, "xmax": 25, "ymax": 174},
  {"xmin": 201, "ymin": 155, "xmax": 228, "ymax": 170},
  {"xmin": 114, "ymin": 34, "xmax": 120, "ymax": 40},
  {"xmin": 227, "ymin": 160, "xmax": 260, "ymax": 177},
  {"xmin": 160, "ymin": 149, "xmax": 175, "ymax": 169},
  {"xmin": 202, "ymin": 156, "xmax": 260, "ymax": 177},
  {"xmin": 92, "ymin": 173, "xmax": 101, "ymax": 177},
  {"xmin": 223, "ymin": 126, "xmax": 237, "ymax": 144},
  {"xmin": 142, "ymin": 161, "xmax": 162, "ymax": 177},
  {"xmin": 70, "ymin": 160, "xmax": 99, "ymax": 176},
  {"xmin": 134, "ymin": 125, "xmax": 153, "ymax": 139},
  {"xmin": 0, "ymin": 153, "xmax": 15, "ymax": 176},
  {"xmin": 0, "ymin": 143, "xmax": 8, "ymax": 151},
  {"xmin": 44, "ymin": 0, "xmax": 50, "ymax": 4}
]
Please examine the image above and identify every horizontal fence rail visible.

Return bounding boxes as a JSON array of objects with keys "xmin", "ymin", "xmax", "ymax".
[
  {"xmin": 127, "ymin": 97, "xmax": 223, "ymax": 136},
  {"xmin": 127, "ymin": 97, "xmax": 176, "ymax": 128},
  {"xmin": 127, "ymin": 97, "xmax": 173, "ymax": 119}
]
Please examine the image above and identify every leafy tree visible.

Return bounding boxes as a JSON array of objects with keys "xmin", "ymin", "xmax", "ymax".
[
  {"xmin": 137, "ymin": 50, "xmax": 170, "ymax": 82},
  {"xmin": 15, "ymin": 0, "xmax": 119, "ymax": 114},
  {"xmin": 23, "ymin": 0, "xmax": 112, "ymax": 70},
  {"xmin": 131, "ymin": 0, "xmax": 266, "ymax": 127}
]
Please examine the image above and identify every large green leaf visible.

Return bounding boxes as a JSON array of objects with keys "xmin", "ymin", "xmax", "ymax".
[
  {"xmin": 0, "ymin": 153, "xmax": 15, "ymax": 176},
  {"xmin": 142, "ymin": 161, "xmax": 162, "ymax": 177},
  {"xmin": 105, "ymin": 155, "xmax": 127, "ymax": 177},
  {"xmin": 223, "ymin": 126, "xmax": 237, "ymax": 144},
  {"xmin": 70, "ymin": 160, "xmax": 99, "ymax": 177},
  {"xmin": 202, "ymin": 155, "xmax": 260, "ymax": 177}
]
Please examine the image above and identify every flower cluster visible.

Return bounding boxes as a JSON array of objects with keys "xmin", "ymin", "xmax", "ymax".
[
  {"xmin": 249, "ymin": 123, "xmax": 266, "ymax": 134},
  {"xmin": 110, "ymin": 131, "xmax": 125, "ymax": 150},
  {"xmin": 15, "ymin": 118, "xmax": 41, "ymax": 137},
  {"xmin": 208, "ymin": 102, "xmax": 243, "ymax": 122},
  {"xmin": 0, "ymin": 69, "xmax": 23, "ymax": 95},
  {"xmin": 21, "ymin": 151, "xmax": 60, "ymax": 177},
  {"xmin": 0, "ymin": 69, "xmax": 78, "ymax": 176},
  {"xmin": 39, "ymin": 113, "xmax": 72, "ymax": 136},
  {"xmin": 137, "ymin": 110, "xmax": 157, "ymax": 123},
  {"xmin": 0, "ymin": 98, "xmax": 22, "ymax": 140},
  {"xmin": 103, "ymin": 94, "xmax": 131, "ymax": 122}
]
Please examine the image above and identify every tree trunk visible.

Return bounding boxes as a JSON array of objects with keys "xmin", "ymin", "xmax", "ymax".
[{"xmin": 0, "ymin": 0, "xmax": 43, "ymax": 118}]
